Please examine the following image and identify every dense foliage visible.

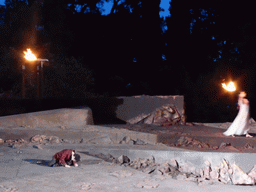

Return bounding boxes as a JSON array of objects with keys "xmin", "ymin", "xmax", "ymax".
[{"xmin": 0, "ymin": 0, "xmax": 256, "ymax": 122}]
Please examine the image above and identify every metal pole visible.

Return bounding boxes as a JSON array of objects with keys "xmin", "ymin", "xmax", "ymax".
[
  {"xmin": 22, "ymin": 65, "xmax": 26, "ymax": 99},
  {"xmin": 40, "ymin": 61, "xmax": 44, "ymax": 99},
  {"xmin": 37, "ymin": 59, "xmax": 47, "ymax": 99},
  {"xmin": 36, "ymin": 63, "xmax": 40, "ymax": 99}
]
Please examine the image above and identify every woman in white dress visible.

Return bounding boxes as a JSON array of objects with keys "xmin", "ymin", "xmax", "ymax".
[{"xmin": 223, "ymin": 91, "xmax": 253, "ymax": 137}]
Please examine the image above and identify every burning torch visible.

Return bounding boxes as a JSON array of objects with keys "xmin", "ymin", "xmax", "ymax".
[{"xmin": 23, "ymin": 49, "xmax": 48, "ymax": 99}]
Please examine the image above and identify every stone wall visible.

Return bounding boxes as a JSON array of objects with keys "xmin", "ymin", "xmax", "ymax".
[
  {"xmin": 0, "ymin": 108, "xmax": 94, "ymax": 128},
  {"xmin": 0, "ymin": 95, "xmax": 185, "ymax": 125}
]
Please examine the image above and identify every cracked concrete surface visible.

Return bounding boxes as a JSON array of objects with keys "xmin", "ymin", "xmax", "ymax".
[{"xmin": 1, "ymin": 124, "xmax": 256, "ymax": 191}]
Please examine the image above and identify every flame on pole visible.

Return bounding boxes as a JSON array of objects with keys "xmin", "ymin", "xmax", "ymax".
[
  {"xmin": 222, "ymin": 82, "xmax": 236, "ymax": 92},
  {"xmin": 24, "ymin": 48, "xmax": 37, "ymax": 61}
]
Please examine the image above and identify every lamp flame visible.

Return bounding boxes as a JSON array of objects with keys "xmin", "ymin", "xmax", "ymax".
[
  {"xmin": 24, "ymin": 49, "xmax": 37, "ymax": 61},
  {"xmin": 222, "ymin": 82, "xmax": 236, "ymax": 92}
]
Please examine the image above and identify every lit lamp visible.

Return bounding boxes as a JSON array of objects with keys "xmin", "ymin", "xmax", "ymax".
[{"xmin": 23, "ymin": 49, "xmax": 48, "ymax": 99}]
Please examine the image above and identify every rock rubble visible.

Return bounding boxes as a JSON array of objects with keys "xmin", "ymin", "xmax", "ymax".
[{"xmin": 91, "ymin": 152, "xmax": 256, "ymax": 186}]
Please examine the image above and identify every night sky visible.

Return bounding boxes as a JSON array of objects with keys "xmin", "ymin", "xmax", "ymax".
[
  {"xmin": 0, "ymin": 0, "xmax": 171, "ymax": 18},
  {"xmin": 1, "ymin": 0, "xmax": 256, "ymax": 123}
]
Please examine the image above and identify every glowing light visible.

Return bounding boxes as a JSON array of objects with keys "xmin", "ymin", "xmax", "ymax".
[
  {"xmin": 24, "ymin": 49, "xmax": 37, "ymax": 61},
  {"xmin": 222, "ymin": 82, "xmax": 236, "ymax": 92}
]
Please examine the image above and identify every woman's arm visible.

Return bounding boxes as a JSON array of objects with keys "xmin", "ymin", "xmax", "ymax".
[{"xmin": 243, "ymin": 98, "xmax": 249, "ymax": 105}]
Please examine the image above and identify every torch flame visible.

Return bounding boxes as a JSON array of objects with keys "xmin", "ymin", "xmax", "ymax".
[
  {"xmin": 222, "ymin": 82, "xmax": 236, "ymax": 92},
  {"xmin": 24, "ymin": 49, "xmax": 37, "ymax": 61}
]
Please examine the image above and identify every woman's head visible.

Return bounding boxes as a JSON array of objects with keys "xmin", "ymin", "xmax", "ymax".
[{"xmin": 239, "ymin": 91, "xmax": 247, "ymax": 98}]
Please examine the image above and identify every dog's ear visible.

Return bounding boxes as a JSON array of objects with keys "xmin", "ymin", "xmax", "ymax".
[{"xmin": 72, "ymin": 150, "xmax": 76, "ymax": 154}]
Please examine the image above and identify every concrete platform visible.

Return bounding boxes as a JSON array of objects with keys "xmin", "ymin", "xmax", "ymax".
[
  {"xmin": 1, "ymin": 123, "xmax": 256, "ymax": 191},
  {"xmin": 1, "ymin": 123, "xmax": 256, "ymax": 173},
  {"xmin": 1, "ymin": 143, "xmax": 256, "ymax": 192},
  {"xmin": 84, "ymin": 144, "xmax": 256, "ymax": 173}
]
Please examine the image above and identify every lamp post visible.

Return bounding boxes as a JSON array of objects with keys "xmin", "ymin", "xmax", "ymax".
[
  {"xmin": 36, "ymin": 59, "xmax": 48, "ymax": 99},
  {"xmin": 23, "ymin": 49, "xmax": 48, "ymax": 99}
]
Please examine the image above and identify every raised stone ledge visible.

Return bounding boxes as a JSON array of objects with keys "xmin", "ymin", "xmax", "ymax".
[{"xmin": 0, "ymin": 108, "xmax": 94, "ymax": 128}]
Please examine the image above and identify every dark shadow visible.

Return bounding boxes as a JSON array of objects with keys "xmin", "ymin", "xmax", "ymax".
[
  {"xmin": 23, "ymin": 159, "xmax": 51, "ymax": 167},
  {"xmin": 78, "ymin": 151, "xmax": 115, "ymax": 163},
  {"xmin": 233, "ymin": 133, "xmax": 256, "ymax": 138}
]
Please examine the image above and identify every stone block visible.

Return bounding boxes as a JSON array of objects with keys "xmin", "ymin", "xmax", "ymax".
[
  {"xmin": 118, "ymin": 155, "xmax": 130, "ymax": 164},
  {"xmin": 0, "ymin": 107, "xmax": 94, "ymax": 128},
  {"xmin": 231, "ymin": 163, "xmax": 254, "ymax": 185},
  {"xmin": 115, "ymin": 95, "xmax": 184, "ymax": 124}
]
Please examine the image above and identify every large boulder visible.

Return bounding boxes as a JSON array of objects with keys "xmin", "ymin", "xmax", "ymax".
[{"xmin": 115, "ymin": 95, "xmax": 185, "ymax": 125}]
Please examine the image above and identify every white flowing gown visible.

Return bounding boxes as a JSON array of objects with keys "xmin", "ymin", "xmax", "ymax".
[{"xmin": 223, "ymin": 99, "xmax": 250, "ymax": 136}]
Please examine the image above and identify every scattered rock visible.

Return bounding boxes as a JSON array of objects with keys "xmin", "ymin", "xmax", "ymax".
[
  {"xmin": 142, "ymin": 165, "xmax": 157, "ymax": 174},
  {"xmin": 4, "ymin": 138, "xmax": 27, "ymax": 148},
  {"xmin": 185, "ymin": 174, "xmax": 199, "ymax": 182},
  {"xmin": 143, "ymin": 184, "xmax": 160, "ymax": 189},
  {"xmin": 210, "ymin": 167, "xmax": 220, "ymax": 180},
  {"xmin": 244, "ymin": 143, "xmax": 254, "ymax": 149},
  {"xmin": 33, "ymin": 145, "xmax": 43, "ymax": 150},
  {"xmin": 248, "ymin": 165, "xmax": 256, "ymax": 182},
  {"xmin": 110, "ymin": 170, "xmax": 133, "ymax": 178},
  {"xmin": 176, "ymin": 173, "xmax": 187, "ymax": 180},
  {"xmin": 4, "ymin": 139, "xmax": 13, "ymax": 144},
  {"xmin": 21, "ymin": 124, "xmax": 33, "ymax": 128},
  {"xmin": 129, "ymin": 158, "xmax": 142, "ymax": 169},
  {"xmin": 119, "ymin": 136, "xmax": 135, "ymax": 145},
  {"xmin": 176, "ymin": 136, "xmax": 211, "ymax": 148},
  {"xmin": 30, "ymin": 135, "xmax": 61, "ymax": 144},
  {"xmin": 168, "ymin": 159, "xmax": 179, "ymax": 169},
  {"xmin": 176, "ymin": 136, "xmax": 186, "ymax": 146},
  {"xmin": 17, "ymin": 138, "xmax": 26, "ymax": 143},
  {"xmin": 180, "ymin": 162, "xmax": 197, "ymax": 175},
  {"xmin": 0, "ymin": 185, "xmax": 18, "ymax": 192},
  {"xmin": 48, "ymin": 136, "xmax": 61, "ymax": 144},
  {"xmin": 85, "ymin": 152, "xmax": 256, "ymax": 186},
  {"xmin": 218, "ymin": 159, "xmax": 232, "ymax": 184},
  {"xmin": 231, "ymin": 163, "xmax": 254, "ymax": 185},
  {"xmin": 11, "ymin": 143, "xmax": 21, "ymax": 149},
  {"xmin": 134, "ymin": 139, "xmax": 146, "ymax": 145},
  {"xmin": 220, "ymin": 142, "xmax": 231, "ymax": 148},
  {"xmin": 118, "ymin": 155, "xmax": 130, "ymax": 164},
  {"xmin": 62, "ymin": 139, "xmax": 75, "ymax": 144},
  {"xmin": 30, "ymin": 135, "xmax": 47, "ymax": 143},
  {"xmin": 158, "ymin": 162, "xmax": 181, "ymax": 178},
  {"xmin": 197, "ymin": 178, "xmax": 216, "ymax": 186},
  {"xmin": 202, "ymin": 161, "xmax": 211, "ymax": 180}
]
